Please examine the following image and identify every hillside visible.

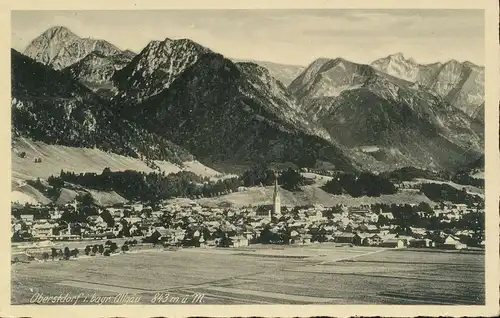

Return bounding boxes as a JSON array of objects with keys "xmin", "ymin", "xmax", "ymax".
[
  {"xmin": 11, "ymin": 138, "xmax": 220, "ymax": 182},
  {"xmin": 289, "ymin": 57, "xmax": 484, "ymax": 171},
  {"xmin": 11, "ymin": 138, "xmax": 222, "ymax": 206}
]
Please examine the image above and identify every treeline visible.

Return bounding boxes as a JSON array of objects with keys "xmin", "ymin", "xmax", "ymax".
[
  {"xmin": 420, "ymin": 183, "xmax": 484, "ymax": 207},
  {"xmin": 380, "ymin": 167, "xmax": 446, "ymax": 182},
  {"xmin": 241, "ymin": 167, "xmax": 310, "ymax": 191},
  {"xmin": 46, "ymin": 166, "xmax": 309, "ymax": 203},
  {"xmin": 322, "ymin": 172, "xmax": 397, "ymax": 197},
  {"xmin": 50, "ymin": 168, "xmax": 242, "ymax": 202},
  {"xmin": 451, "ymin": 172, "xmax": 484, "ymax": 189}
]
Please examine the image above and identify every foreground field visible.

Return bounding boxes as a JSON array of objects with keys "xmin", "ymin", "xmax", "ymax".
[{"xmin": 11, "ymin": 245, "xmax": 484, "ymax": 305}]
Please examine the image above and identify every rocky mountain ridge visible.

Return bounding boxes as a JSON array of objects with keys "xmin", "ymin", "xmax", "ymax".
[
  {"xmin": 371, "ymin": 53, "xmax": 484, "ymax": 117},
  {"xmin": 14, "ymin": 26, "xmax": 485, "ymax": 174},
  {"xmin": 23, "ymin": 26, "xmax": 124, "ymax": 70},
  {"xmin": 290, "ymin": 56, "xmax": 483, "ymax": 171},
  {"xmin": 11, "ymin": 49, "xmax": 192, "ymax": 165}
]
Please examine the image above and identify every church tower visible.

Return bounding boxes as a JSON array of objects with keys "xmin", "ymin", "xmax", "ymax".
[{"xmin": 272, "ymin": 178, "xmax": 281, "ymax": 218}]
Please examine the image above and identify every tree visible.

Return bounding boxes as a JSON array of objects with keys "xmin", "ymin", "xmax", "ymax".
[
  {"xmin": 98, "ymin": 244, "xmax": 105, "ymax": 255},
  {"xmin": 84, "ymin": 245, "xmax": 91, "ymax": 256},
  {"xmin": 91, "ymin": 245, "xmax": 98, "ymax": 255},
  {"xmin": 63, "ymin": 247, "xmax": 71, "ymax": 260},
  {"xmin": 100, "ymin": 210, "xmax": 115, "ymax": 228},
  {"xmin": 121, "ymin": 244, "xmax": 129, "ymax": 253},
  {"xmin": 76, "ymin": 193, "xmax": 95, "ymax": 207},
  {"xmin": 71, "ymin": 248, "xmax": 79, "ymax": 258},
  {"xmin": 322, "ymin": 179, "xmax": 343, "ymax": 195},
  {"xmin": 42, "ymin": 252, "xmax": 49, "ymax": 261},
  {"xmin": 279, "ymin": 168, "xmax": 305, "ymax": 192},
  {"xmin": 51, "ymin": 248, "xmax": 58, "ymax": 260}
]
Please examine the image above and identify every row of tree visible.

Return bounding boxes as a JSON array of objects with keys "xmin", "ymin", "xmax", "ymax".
[
  {"xmin": 51, "ymin": 169, "xmax": 242, "ymax": 202},
  {"xmin": 322, "ymin": 172, "xmax": 397, "ymax": 197},
  {"xmin": 241, "ymin": 167, "xmax": 308, "ymax": 191},
  {"xmin": 420, "ymin": 183, "xmax": 484, "ymax": 206}
]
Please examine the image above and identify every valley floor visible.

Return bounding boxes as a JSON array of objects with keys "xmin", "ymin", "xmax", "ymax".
[{"xmin": 12, "ymin": 245, "xmax": 484, "ymax": 305}]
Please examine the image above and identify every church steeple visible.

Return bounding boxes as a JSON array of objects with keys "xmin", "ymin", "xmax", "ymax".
[{"xmin": 272, "ymin": 176, "xmax": 281, "ymax": 218}]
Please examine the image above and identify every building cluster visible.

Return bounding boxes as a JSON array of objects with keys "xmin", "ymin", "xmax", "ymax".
[
  {"xmin": 11, "ymin": 177, "xmax": 484, "ymax": 250},
  {"xmin": 11, "ymin": 197, "xmax": 483, "ymax": 251}
]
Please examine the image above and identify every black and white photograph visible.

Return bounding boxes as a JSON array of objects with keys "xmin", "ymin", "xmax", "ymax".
[{"xmin": 6, "ymin": 3, "xmax": 497, "ymax": 314}]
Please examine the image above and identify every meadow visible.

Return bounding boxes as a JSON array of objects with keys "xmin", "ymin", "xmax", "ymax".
[{"xmin": 11, "ymin": 245, "xmax": 484, "ymax": 305}]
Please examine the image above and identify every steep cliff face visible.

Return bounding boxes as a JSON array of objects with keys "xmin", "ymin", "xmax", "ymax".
[
  {"xmin": 23, "ymin": 26, "xmax": 122, "ymax": 70},
  {"xmin": 371, "ymin": 53, "xmax": 442, "ymax": 85},
  {"xmin": 428, "ymin": 60, "xmax": 484, "ymax": 116},
  {"xmin": 371, "ymin": 53, "xmax": 484, "ymax": 117}
]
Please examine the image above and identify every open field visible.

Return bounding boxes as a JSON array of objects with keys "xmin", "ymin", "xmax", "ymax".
[{"xmin": 11, "ymin": 245, "xmax": 484, "ymax": 305}]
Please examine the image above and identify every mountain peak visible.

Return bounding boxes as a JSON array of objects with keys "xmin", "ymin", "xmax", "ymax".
[
  {"xmin": 24, "ymin": 26, "xmax": 122, "ymax": 70},
  {"xmin": 385, "ymin": 52, "xmax": 417, "ymax": 64},
  {"xmin": 390, "ymin": 52, "xmax": 405, "ymax": 59},
  {"xmin": 113, "ymin": 37, "xmax": 211, "ymax": 102},
  {"xmin": 41, "ymin": 26, "xmax": 76, "ymax": 39}
]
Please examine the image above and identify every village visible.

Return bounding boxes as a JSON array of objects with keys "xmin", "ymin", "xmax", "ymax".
[{"xmin": 11, "ymin": 179, "xmax": 485, "ymax": 255}]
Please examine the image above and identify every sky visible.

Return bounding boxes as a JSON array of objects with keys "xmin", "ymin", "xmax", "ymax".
[{"xmin": 11, "ymin": 9, "xmax": 485, "ymax": 66}]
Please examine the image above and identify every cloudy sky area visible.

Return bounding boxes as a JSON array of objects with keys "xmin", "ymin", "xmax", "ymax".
[{"xmin": 11, "ymin": 10, "xmax": 484, "ymax": 66}]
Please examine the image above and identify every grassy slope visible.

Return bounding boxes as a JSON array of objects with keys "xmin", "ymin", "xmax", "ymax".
[{"xmin": 11, "ymin": 138, "xmax": 222, "ymax": 205}]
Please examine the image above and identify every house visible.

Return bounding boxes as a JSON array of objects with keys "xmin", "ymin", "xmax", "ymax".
[
  {"xmin": 31, "ymin": 223, "xmax": 55, "ymax": 239},
  {"xmin": 20, "ymin": 214, "xmax": 34, "ymax": 225},
  {"xmin": 297, "ymin": 234, "xmax": 312, "ymax": 244},
  {"xmin": 409, "ymin": 238, "xmax": 434, "ymax": 248},
  {"xmin": 334, "ymin": 233, "xmax": 362, "ymax": 246},
  {"xmin": 441, "ymin": 235, "xmax": 467, "ymax": 250},
  {"xmin": 124, "ymin": 217, "xmax": 142, "ymax": 225},
  {"xmin": 358, "ymin": 224, "xmax": 380, "ymax": 234},
  {"xmin": 380, "ymin": 212, "xmax": 394, "ymax": 220},
  {"xmin": 362, "ymin": 234, "xmax": 383, "ymax": 246},
  {"xmin": 380, "ymin": 239, "xmax": 406, "ymax": 248},
  {"xmin": 228, "ymin": 236, "xmax": 249, "ymax": 248},
  {"xmin": 132, "ymin": 204, "xmax": 144, "ymax": 212}
]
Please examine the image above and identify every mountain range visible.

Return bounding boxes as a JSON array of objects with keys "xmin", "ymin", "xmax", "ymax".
[
  {"xmin": 289, "ymin": 57, "xmax": 483, "ymax": 171},
  {"xmin": 371, "ymin": 53, "xmax": 484, "ymax": 117},
  {"xmin": 12, "ymin": 26, "xmax": 485, "ymax": 175},
  {"xmin": 11, "ymin": 48, "xmax": 192, "ymax": 165}
]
